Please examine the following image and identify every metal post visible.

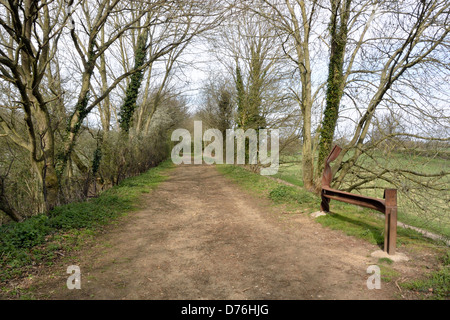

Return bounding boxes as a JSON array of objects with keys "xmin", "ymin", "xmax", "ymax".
[
  {"xmin": 320, "ymin": 194, "xmax": 330, "ymax": 212},
  {"xmin": 384, "ymin": 189, "xmax": 397, "ymax": 255}
]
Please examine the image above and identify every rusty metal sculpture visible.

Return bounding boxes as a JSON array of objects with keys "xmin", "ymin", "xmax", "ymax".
[{"xmin": 320, "ymin": 145, "xmax": 398, "ymax": 255}]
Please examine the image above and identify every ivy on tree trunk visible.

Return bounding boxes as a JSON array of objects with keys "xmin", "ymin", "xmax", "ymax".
[
  {"xmin": 317, "ymin": 0, "xmax": 352, "ymax": 179},
  {"xmin": 119, "ymin": 32, "xmax": 148, "ymax": 133}
]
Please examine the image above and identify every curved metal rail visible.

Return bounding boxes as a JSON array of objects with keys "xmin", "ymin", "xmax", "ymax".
[{"xmin": 320, "ymin": 145, "xmax": 397, "ymax": 255}]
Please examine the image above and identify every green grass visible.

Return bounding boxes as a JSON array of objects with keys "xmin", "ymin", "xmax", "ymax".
[
  {"xmin": 379, "ymin": 264, "xmax": 401, "ymax": 283},
  {"xmin": 314, "ymin": 207, "xmax": 440, "ymax": 248},
  {"xmin": 216, "ymin": 164, "xmax": 281, "ymax": 195},
  {"xmin": 274, "ymin": 155, "xmax": 305, "ymax": 187},
  {"xmin": 0, "ymin": 160, "xmax": 174, "ymax": 282},
  {"xmin": 269, "ymin": 185, "xmax": 317, "ymax": 205},
  {"xmin": 400, "ymin": 251, "xmax": 450, "ymax": 300},
  {"xmin": 349, "ymin": 151, "xmax": 449, "ymax": 238},
  {"xmin": 216, "ymin": 164, "xmax": 319, "ymax": 212},
  {"xmin": 378, "ymin": 257, "xmax": 394, "ymax": 265}
]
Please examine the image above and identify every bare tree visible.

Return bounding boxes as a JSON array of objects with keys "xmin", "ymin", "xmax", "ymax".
[
  {"xmin": 243, "ymin": 0, "xmax": 324, "ymax": 190},
  {"xmin": 0, "ymin": 0, "xmax": 68, "ymax": 211},
  {"xmin": 330, "ymin": 0, "xmax": 450, "ymax": 188},
  {"xmin": 196, "ymin": 74, "xmax": 235, "ymax": 137},
  {"xmin": 0, "ymin": 0, "xmax": 230, "ymax": 213}
]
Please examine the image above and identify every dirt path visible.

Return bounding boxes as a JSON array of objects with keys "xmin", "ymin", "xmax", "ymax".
[{"xmin": 31, "ymin": 164, "xmax": 401, "ymax": 300}]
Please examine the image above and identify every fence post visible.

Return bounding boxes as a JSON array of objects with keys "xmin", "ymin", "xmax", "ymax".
[{"xmin": 384, "ymin": 189, "xmax": 397, "ymax": 255}]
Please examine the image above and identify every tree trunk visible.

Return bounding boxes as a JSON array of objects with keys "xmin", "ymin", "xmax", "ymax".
[
  {"xmin": 316, "ymin": 0, "xmax": 352, "ymax": 186},
  {"xmin": 0, "ymin": 177, "xmax": 22, "ymax": 222}
]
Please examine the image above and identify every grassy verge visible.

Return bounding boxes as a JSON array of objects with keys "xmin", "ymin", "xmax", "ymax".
[
  {"xmin": 217, "ymin": 164, "xmax": 437, "ymax": 247},
  {"xmin": 400, "ymin": 252, "xmax": 449, "ymax": 300},
  {"xmin": 0, "ymin": 160, "xmax": 174, "ymax": 283},
  {"xmin": 216, "ymin": 164, "xmax": 319, "ymax": 213},
  {"xmin": 216, "ymin": 163, "xmax": 449, "ymax": 300}
]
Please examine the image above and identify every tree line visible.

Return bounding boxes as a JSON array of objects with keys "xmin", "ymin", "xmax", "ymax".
[{"xmin": 0, "ymin": 0, "xmax": 449, "ymax": 227}]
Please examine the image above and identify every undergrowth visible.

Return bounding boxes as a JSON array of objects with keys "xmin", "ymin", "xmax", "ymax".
[{"xmin": 0, "ymin": 160, "xmax": 173, "ymax": 282}]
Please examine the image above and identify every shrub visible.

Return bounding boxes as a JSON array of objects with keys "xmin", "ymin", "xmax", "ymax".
[{"xmin": 0, "ymin": 161, "xmax": 172, "ymax": 281}]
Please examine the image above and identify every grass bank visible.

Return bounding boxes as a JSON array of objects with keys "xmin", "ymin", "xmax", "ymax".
[
  {"xmin": 217, "ymin": 164, "xmax": 439, "ymax": 248},
  {"xmin": 216, "ymin": 164, "xmax": 449, "ymax": 300},
  {"xmin": 0, "ymin": 160, "xmax": 174, "ymax": 283}
]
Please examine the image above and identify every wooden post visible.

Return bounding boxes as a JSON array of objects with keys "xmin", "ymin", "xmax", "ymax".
[{"xmin": 384, "ymin": 189, "xmax": 397, "ymax": 255}]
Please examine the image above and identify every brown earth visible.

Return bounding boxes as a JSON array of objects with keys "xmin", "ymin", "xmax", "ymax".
[{"xmin": 11, "ymin": 164, "xmax": 428, "ymax": 300}]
